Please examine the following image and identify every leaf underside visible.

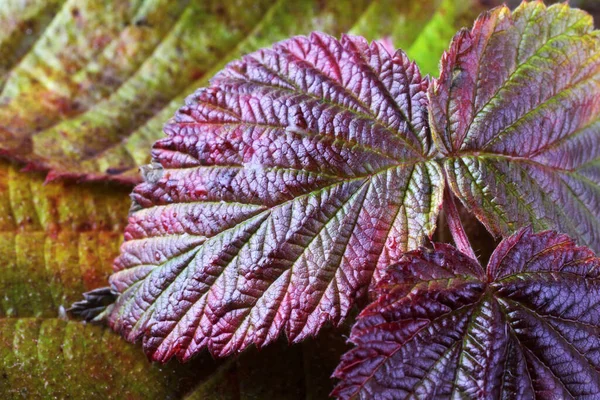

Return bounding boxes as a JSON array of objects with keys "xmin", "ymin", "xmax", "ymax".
[
  {"xmin": 333, "ymin": 228, "xmax": 600, "ymax": 399},
  {"xmin": 429, "ymin": 1, "xmax": 600, "ymax": 252},
  {"xmin": 106, "ymin": 32, "xmax": 444, "ymax": 361},
  {"xmin": 0, "ymin": 0, "xmax": 489, "ymax": 183}
]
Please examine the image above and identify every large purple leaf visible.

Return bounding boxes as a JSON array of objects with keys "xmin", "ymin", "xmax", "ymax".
[
  {"xmin": 104, "ymin": 32, "xmax": 444, "ymax": 361},
  {"xmin": 429, "ymin": 1, "xmax": 600, "ymax": 252},
  {"xmin": 333, "ymin": 228, "xmax": 600, "ymax": 399}
]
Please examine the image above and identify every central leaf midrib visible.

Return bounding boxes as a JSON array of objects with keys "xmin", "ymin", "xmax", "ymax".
[{"xmin": 221, "ymin": 178, "xmax": 372, "ymax": 351}]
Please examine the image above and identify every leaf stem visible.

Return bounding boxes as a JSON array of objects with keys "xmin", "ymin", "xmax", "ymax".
[{"xmin": 443, "ymin": 187, "xmax": 479, "ymax": 264}]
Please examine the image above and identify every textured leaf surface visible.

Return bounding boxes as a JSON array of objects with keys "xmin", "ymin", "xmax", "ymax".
[
  {"xmin": 429, "ymin": 1, "xmax": 600, "ymax": 252},
  {"xmin": 0, "ymin": 160, "xmax": 130, "ymax": 317},
  {"xmin": 105, "ymin": 32, "xmax": 444, "ymax": 361},
  {"xmin": 333, "ymin": 228, "xmax": 600, "ymax": 399},
  {"xmin": 0, "ymin": 0, "xmax": 489, "ymax": 183},
  {"xmin": 0, "ymin": 318, "xmax": 206, "ymax": 399},
  {"xmin": 0, "ymin": 318, "xmax": 353, "ymax": 400}
]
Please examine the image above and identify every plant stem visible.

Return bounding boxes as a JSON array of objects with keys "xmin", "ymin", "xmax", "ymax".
[{"xmin": 443, "ymin": 187, "xmax": 479, "ymax": 263}]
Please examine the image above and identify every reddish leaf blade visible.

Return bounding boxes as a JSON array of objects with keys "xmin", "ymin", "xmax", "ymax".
[
  {"xmin": 333, "ymin": 228, "xmax": 600, "ymax": 399},
  {"xmin": 332, "ymin": 244, "xmax": 487, "ymax": 399},
  {"xmin": 429, "ymin": 2, "xmax": 600, "ymax": 252},
  {"xmin": 106, "ymin": 33, "xmax": 444, "ymax": 361}
]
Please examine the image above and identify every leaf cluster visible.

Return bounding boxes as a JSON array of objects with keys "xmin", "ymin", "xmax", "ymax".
[{"xmin": 1, "ymin": 1, "xmax": 600, "ymax": 399}]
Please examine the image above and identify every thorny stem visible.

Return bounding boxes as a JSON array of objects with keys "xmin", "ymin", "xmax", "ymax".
[{"xmin": 443, "ymin": 186, "xmax": 479, "ymax": 264}]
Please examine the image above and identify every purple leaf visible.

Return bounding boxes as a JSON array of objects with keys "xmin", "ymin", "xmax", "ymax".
[
  {"xmin": 429, "ymin": 2, "xmax": 600, "ymax": 252},
  {"xmin": 105, "ymin": 32, "xmax": 444, "ymax": 361},
  {"xmin": 333, "ymin": 228, "xmax": 600, "ymax": 399}
]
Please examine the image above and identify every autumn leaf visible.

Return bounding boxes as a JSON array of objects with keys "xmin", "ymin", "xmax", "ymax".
[
  {"xmin": 101, "ymin": 1, "xmax": 600, "ymax": 366},
  {"xmin": 0, "ymin": 3, "xmax": 461, "ymax": 395},
  {"xmin": 429, "ymin": 1, "xmax": 600, "ymax": 252},
  {"xmin": 101, "ymin": 32, "xmax": 444, "ymax": 362},
  {"xmin": 333, "ymin": 228, "xmax": 600, "ymax": 399},
  {"xmin": 0, "ymin": 2, "xmax": 499, "ymax": 396},
  {"xmin": 5, "ymin": 0, "xmax": 600, "ymax": 398}
]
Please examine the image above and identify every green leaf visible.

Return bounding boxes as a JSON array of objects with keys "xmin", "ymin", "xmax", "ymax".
[
  {"xmin": 0, "ymin": 160, "xmax": 130, "ymax": 317},
  {"xmin": 0, "ymin": 0, "xmax": 64, "ymax": 87},
  {"xmin": 0, "ymin": 160, "xmax": 218, "ymax": 398},
  {"xmin": 0, "ymin": 318, "xmax": 209, "ymax": 399},
  {"xmin": 348, "ymin": 0, "xmax": 494, "ymax": 76},
  {"xmin": 407, "ymin": 0, "xmax": 490, "ymax": 76}
]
